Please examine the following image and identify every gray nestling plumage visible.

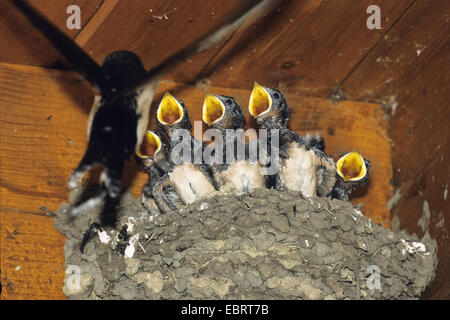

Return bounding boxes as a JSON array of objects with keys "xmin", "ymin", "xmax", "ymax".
[
  {"xmin": 135, "ymin": 130, "xmax": 171, "ymax": 215},
  {"xmin": 249, "ymin": 82, "xmax": 336, "ymax": 197},
  {"xmin": 203, "ymin": 94, "xmax": 266, "ymax": 194},
  {"xmin": 152, "ymin": 93, "xmax": 216, "ymax": 212}
]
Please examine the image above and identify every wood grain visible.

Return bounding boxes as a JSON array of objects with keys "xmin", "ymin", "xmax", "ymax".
[
  {"xmin": 0, "ymin": 63, "xmax": 93, "ymax": 300},
  {"xmin": 0, "ymin": 63, "xmax": 391, "ymax": 299},
  {"xmin": 342, "ymin": 0, "xmax": 450, "ymax": 299},
  {"xmin": 0, "ymin": 0, "xmax": 103, "ymax": 66},
  {"xmin": 1, "ymin": 211, "xmax": 66, "ymax": 299},
  {"xmin": 74, "ymin": 0, "xmax": 120, "ymax": 47},
  {"xmin": 1, "ymin": 0, "xmax": 413, "ymax": 96},
  {"xmin": 73, "ymin": 0, "xmax": 262, "ymax": 80},
  {"xmin": 194, "ymin": 0, "xmax": 414, "ymax": 95}
]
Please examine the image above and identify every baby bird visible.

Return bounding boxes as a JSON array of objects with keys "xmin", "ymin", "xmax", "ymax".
[
  {"xmin": 248, "ymin": 82, "xmax": 336, "ymax": 197},
  {"xmin": 152, "ymin": 93, "xmax": 216, "ymax": 212},
  {"xmin": 135, "ymin": 130, "xmax": 168, "ymax": 215},
  {"xmin": 202, "ymin": 94, "xmax": 266, "ymax": 194},
  {"xmin": 330, "ymin": 151, "xmax": 371, "ymax": 201}
]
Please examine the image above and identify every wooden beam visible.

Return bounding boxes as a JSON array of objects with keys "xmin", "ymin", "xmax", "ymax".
[{"xmin": 74, "ymin": 0, "xmax": 120, "ymax": 47}]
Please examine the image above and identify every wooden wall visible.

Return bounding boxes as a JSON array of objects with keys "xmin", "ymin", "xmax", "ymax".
[
  {"xmin": 341, "ymin": 0, "xmax": 450, "ymax": 299},
  {"xmin": 1, "ymin": 0, "xmax": 448, "ymax": 299}
]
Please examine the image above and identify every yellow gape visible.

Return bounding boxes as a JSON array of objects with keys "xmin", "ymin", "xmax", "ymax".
[
  {"xmin": 202, "ymin": 94, "xmax": 225, "ymax": 125},
  {"xmin": 157, "ymin": 92, "xmax": 184, "ymax": 125},
  {"xmin": 336, "ymin": 151, "xmax": 367, "ymax": 181},
  {"xmin": 136, "ymin": 130, "xmax": 161, "ymax": 159},
  {"xmin": 249, "ymin": 82, "xmax": 272, "ymax": 118}
]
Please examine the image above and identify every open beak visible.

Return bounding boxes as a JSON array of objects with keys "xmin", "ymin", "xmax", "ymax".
[
  {"xmin": 202, "ymin": 94, "xmax": 225, "ymax": 125},
  {"xmin": 336, "ymin": 151, "xmax": 367, "ymax": 181},
  {"xmin": 136, "ymin": 130, "xmax": 161, "ymax": 159},
  {"xmin": 249, "ymin": 82, "xmax": 272, "ymax": 118},
  {"xmin": 157, "ymin": 92, "xmax": 184, "ymax": 125}
]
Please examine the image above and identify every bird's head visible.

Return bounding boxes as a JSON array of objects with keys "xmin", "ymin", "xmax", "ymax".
[
  {"xmin": 156, "ymin": 92, "xmax": 191, "ymax": 143},
  {"xmin": 248, "ymin": 82, "xmax": 290, "ymax": 129},
  {"xmin": 101, "ymin": 51, "xmax": 146, "ymax": 95},
  {"xmin": 135, "ymin": 130, "xmax": 164, "ymax": 171},
  {"xmin": 202, "ymin": 94, "xmax": 245, "ymax": 130},
  {"xmin": 335, "ymin": 151, "xmax": 371, "ymax": 193}
]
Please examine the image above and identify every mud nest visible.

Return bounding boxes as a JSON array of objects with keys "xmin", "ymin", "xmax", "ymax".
[{"xmin": 53, "ymin": 187, "xmax": 437, "ymax": 300}]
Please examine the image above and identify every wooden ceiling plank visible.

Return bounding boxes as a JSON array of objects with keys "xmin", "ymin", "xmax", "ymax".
[
  {"xmin": 0, "ymin": 0, "xmax": 104, "ymax": 66},
  {"xmin": 80, "ymin": 0, "xmax": 260, "ymax": 77},
  {"xmin": 341, "ymin": 0, "xmax": 450, "ymax": 101},
  {"xmin": 337, "ymin": 0, "xmax": 416, "ymax": 88},
  {"xmin": 74, "ymin": 0, "xmax": 120, "ymax": 47},
  {"xmin": 197, "ymin": 0, "xmax": 414, "ymax": 97},
  {"xmin": 2, "ymin": 0, "xmax": 416, "ymax": 98}
]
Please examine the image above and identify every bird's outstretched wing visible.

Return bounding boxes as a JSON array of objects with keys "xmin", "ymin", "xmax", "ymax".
[
  {"xmin": 11, "ymin": 0, "xmax": 109, "ymax": 94},
  {"xmin": 110, "ymin": 0, "xmax": 282, "ymax": 101}
]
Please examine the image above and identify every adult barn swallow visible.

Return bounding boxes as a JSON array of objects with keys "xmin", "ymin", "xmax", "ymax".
[
  {"xmin": 249, "ymin": 83, "xmax": 336, "ymax": 197},
  {"xmin": 11, "ymin": 0, "xmax": 282, "ymax": 215},
  {"xmin": 202, "ymin": 94, "xmax": 266, "ymax": 194},
  {"xmin": 153, "ymin": 93, "xmax": 216, "ymax": 212}
]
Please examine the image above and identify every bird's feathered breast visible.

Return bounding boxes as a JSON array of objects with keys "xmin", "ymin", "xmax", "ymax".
[{"xmin": 88, "ymin": 94, "xmax": 139, "ymax": 158}]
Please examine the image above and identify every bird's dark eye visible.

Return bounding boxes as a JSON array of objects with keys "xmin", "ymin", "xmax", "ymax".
[
  {"xmin": 273, "ymin": 92, "xmax": 280, "ymax": 99},
  {"xmin": 225, "ymin": 99, "xmax": 232, "ymax": 105}
]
